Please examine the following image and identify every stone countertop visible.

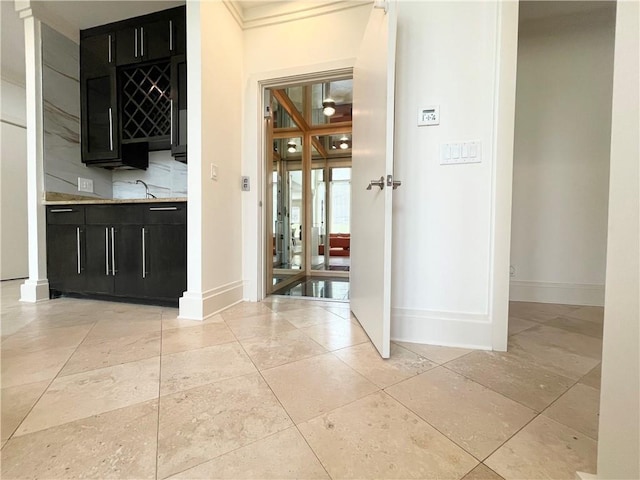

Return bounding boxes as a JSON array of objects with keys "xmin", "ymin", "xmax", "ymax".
[{"xmin": 43, "ymin": 197, "xmax": 187, "ymax": 205}]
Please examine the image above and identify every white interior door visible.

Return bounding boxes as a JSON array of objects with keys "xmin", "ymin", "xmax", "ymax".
[{"xmin": 350, "ymin": 0, "xmax": 397, "ymax": 358}]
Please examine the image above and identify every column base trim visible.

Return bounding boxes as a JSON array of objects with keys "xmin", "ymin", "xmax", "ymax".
[
  {"xmin": 179, "ymin": 280, "xmax": 244, "ymax": 321},
  {"xmin": 20, "ymin": 279, "xmax": 50, "ymax": 303}
]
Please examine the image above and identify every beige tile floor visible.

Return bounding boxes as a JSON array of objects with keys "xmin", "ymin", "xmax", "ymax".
[{"xmin": 1, "ymin": 279, "xmax": 602, "ymax": 479}]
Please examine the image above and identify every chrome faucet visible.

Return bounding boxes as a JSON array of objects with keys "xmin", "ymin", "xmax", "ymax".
[{"xmin": 135, "ymin": 180, "xmax": 156, "ymax": 199}]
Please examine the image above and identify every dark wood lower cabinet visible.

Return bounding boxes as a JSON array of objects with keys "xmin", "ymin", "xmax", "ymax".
[{"xmin": 46, "ymin": 203, "xmax": 186, "ymax": 305}]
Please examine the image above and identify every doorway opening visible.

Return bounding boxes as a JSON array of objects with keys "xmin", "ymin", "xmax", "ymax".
[{"xmin": 265, "ymin": 78, "xmax": 353, "ymax": 301}]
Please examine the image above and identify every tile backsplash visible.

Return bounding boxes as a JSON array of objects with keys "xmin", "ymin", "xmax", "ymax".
[{"xmin": 112, "ymin": 151, "xmax": 187, "ymax": 199}]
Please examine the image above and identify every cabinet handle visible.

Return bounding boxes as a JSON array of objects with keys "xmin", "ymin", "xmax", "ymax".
[
  {"xmin": 169, "ymin": 20, "xmax": 173, "ymax": 52},
  {"xmin": 134, "ymin": 27, "xmax": 138, "ymax": 57},
  {"xmin": 141, "ymin": 27, "xmax": 145, "ymax": 57},
  {"xmin": 76, "ymin": 227, "xmax": 82, "ymax": 274},
  {"xmin": 142, "ymin": 227, "xmax": 147, "ymax": 279},
  {"xmin": 50, "ymin": 208, "xmax": 74, "ymax": 213},
  {"xmin": 149, "ymin": 206, "xmax": 178, "ymax": 211},
  {"xmin": 108, "ymin": 107, "xmax": 113, "ymax": 151},
  {"xmin": 111, "ymin": 227, "xmax": 116, "ymax": 275},
  {"xmin": 105, "ymin": 227, "xmax": 110, "ymax": 275},
  {"xmin": 170, "ymin": 99, "xmax": 174, "ymax": 145},
  {"xmin": 108, "ymin": 34, "xmax": 112, "ymax": 63}
]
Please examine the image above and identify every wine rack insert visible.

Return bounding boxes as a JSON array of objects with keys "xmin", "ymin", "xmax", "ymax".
[{"xmin": 120, "ymin": 61, "xmax": 171, "ymax": 141}]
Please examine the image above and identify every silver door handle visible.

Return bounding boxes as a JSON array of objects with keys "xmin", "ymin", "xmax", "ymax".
[
  {"xmin": 142, "ymin": 227, "xmax": 146, "ymax": 279},
  {"xmin": 108, "ymin": 108, "xmax": 113, "ymax": 151},
  {"xmin": 141, "ymin": 27, "xmax": 144, "ymax": 57},
  {"xmin": 135, "ymin": 27, "xmax": 138, "ymax": 57},
  {"xmin": 366, "ymin": 177, "xmax": 385, "ymax": 190},
  {"xmin": 169, "ymin": 20, "xmax": 173, "ymax": 51},
  {"xmin": 105, "ymin": 227, "xmax": 110, "ymax": 275},
  {"xmin": 392, "ymin": 181, "xmax": 402, "ymax": 189},
  {"xmin": 111, "ymin": 227, "xmax": 116, "ymax": 275},
  {"xmin": 149, "ymin": 206, "xmax": 178, "ymax": 211},
  {"xmin": 108, "ymin": 34, "xmax": 112, "ymax": 63},
  {"xmin": 50, "ymin": 208, "xmax": 73, "ymax": 213},
  {"xmin": 76, "ymin": 227, "xmax": 81, "ymax": 274},
  {"xmin": 170, "ymin": 99, "xmax": 174, "ymax": 144},
  {"xmin": 386, "ymin": 174, "xmax": 402, "ymax": 190}
]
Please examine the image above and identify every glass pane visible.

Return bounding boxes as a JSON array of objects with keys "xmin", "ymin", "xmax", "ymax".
[
  {"xmin": 86, "ymin": 76, "xmax": 111, "ymax": 153},
  {"xmin": 311, "ymin": 168, "xmax": 326, "ymax": 270},
  {"xmin": 271, "ymin": 92, "xmax": 295, "ymax": 129},
  {"xmin": 311, "ymin": 79, "xmax": 353, "ymax": 126}
]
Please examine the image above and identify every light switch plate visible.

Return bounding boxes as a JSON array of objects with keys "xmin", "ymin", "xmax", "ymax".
[
  {"xmin": 241, "ymin": 176, "xmax": 250, "ymax": 191},
  {"xmin": 211, "ymin": 164, "xmax": 218, "ymax": 180}
]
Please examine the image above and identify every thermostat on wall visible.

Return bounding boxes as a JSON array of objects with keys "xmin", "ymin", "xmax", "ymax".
[{"xmin": 418, "ymin": 105, "xmax": 440, "ymax": 126}]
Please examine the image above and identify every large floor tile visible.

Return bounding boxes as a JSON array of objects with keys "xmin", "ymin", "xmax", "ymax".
[
  {"xmin": 1, "ymin": 380, "xmax": 50, "ymax": 442},
  {"xmin": 219, "ymin": 302, "xmax": 274, "ymax": 321},
  {"xmin": 387, "ymin": 367, "xmax": 536, "ymax": 460},
  {"xmin": 169, "ymin": 427, "xmax": 329, "ymax": 479},
  {"xmin": 89, "ymin": 313, "xmax": 161, "ymax": 339},
  {"xmin": 162, "ymin": 322, "xmax": 236, "ymax": 355},
  {"xmin": 508, "ymin": 324, "xmax": 602, "ymax": 379},
  {"xmin": 579, "ymin": 363, "xmax": 602, "ymax": 389},
  {"xmin": 393, "ymin": 341, "xmax": 472, "ymax": 364},
  {"xmin": 509, "ymin": 301, "xmax": 578, "ymax": 323},
  {"xmin": 239, "ymin": 329, "xmax": 326, "ymax": 370},
  {"xmin": 1, "ymin": 323, "xmax": 92, "ymax": 355},
  {"xmin": 507, "ymin": 317, "xmax": 537, "ymax": 336},
  {"xmin": 261, "ymin": 353, "xmax": 378, "ymax": 424},
  {"xmin": 161, "ymin": 312, "xmax": 224, "ymax": 330},
  {"xmin": 160, "ymin": 342, "xmax": 256, "ymax": 395},
  {"xmin": 485, "ymin": 416, "xmax": 597, "ymax": 480},
  {"xmin": 565, "ymin": 306, "xmax": 604, "ymax": 324},
  {"xmin": 15, "ymin": 356, "xmax": 160, "ymax": 436},
  {"xmin": 0, "ymin": 345, "xmax": 77, "ymax": 388},
  {"xmin": 462, "ymin": 464, "xmax": 505, "ymax": 480},
  {"xmin": 224, "ymin": 313, "xmax": 296, "ymax": 340},
  {"xmin": 298, "ymin": 391, "xmax": 478, "ymax": 479},
  {"xmin": 157, "ymin": 373, "xmax": 292, "ymax": 479},
  {"xmin": 276, "ymin": 306, "xmax": 345, "ymax": 328},
  {"xmin": 334, "ymin": 342, "xmax": 436, "ymax": 388},
  {"xmin": 545, "ymin": 315, "xmax": 604, "ymax": 339},
  {"xmin": 446, "ymin": 350, "xmax": 574, "ymax": 412},
  {"xmin": 1, "ymin": 399, "xmax": 158, "ymax": 479},
  {"xmin": 543, "ymin": 383, "xmax": 600, "ymax": 440},
  {"xmin": 299, "ymin": 319, "xmax": 369, "ymax": 351},
  {"xmin": 60, "ymin": 330, "xmax": 161, "ymax": 376}
]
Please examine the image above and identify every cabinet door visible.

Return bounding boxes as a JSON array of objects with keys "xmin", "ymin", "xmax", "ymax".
[
  {"xmin": 112, "ymin": 225, "xmax": 146, "ymax": 298},
  {"xmin": 84, "ymin": 225, "xmax": 114, "ymax": 294},
  {"xmin": 115, "ymin": 26, "xmax": 139, "ymax": 66},
  {"xmin": 140, "ymin": 18, "xmax": 172, "ymax": 62},
  {"xmin": 143, "ymin": 224, "xmax": 186, "ymax": 300},
  {"xmin": 81, "ymin": 73, "xmax": 119, "ymax": 162},
  {"xmin": 172, "ymin": 12, "xmax": 186, "ymax": 55},
  {"xmin": 171, "ymin": 55, "xmax": 187, "ymax": 159},
  {"xmin": 81, "ymin": 33, "xmax": 115, "ymax": 77},
  {"xmin": 47, "ymin": 224, "xmax": 85, "ymax": 293}
]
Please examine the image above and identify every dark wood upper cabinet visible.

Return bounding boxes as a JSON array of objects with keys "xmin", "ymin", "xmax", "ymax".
[{"xmin": 80, "ymin": 6, "xmax": 186, "ymax": 167}]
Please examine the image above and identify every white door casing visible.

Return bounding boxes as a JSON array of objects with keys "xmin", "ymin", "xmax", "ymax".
[{"xmin": 350, "ymin": 0, "xmax": 398, "ymax": 358}]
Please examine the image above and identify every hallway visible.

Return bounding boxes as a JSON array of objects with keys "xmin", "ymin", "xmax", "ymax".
[{"xmin": 1, "ymin": 279, "xmax": 601, "ymax": 479}]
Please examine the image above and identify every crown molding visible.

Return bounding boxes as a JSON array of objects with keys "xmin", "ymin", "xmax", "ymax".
[
  {"xmin": 15, "ymin": 0, "xmax": 79, "ymax": 43},
  {"xmin": 228, "ymin": 0, "xmax": 371, "ymax": 30}
]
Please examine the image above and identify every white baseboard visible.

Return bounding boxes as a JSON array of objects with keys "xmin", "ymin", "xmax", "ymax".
[
  {"xmin": 19, "ymin": 279, "xmax": 49, "ymax": 303},
  {"xmin": 391, "ymin": 308, "xmax": 493, "ymax": 350},
  {"xmin": 179, "ymin": 280, "xmax": 244, "ymax": 321},
  {"xmin": 510, "ymin": 280, "xmax": 605, "ymax": 306}
]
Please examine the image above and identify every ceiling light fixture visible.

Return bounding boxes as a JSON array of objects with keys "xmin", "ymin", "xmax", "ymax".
[
  {"xmin": 287, "ymin": 140, "xmax": 297, "ymax": 153},
  {"xmin": 322, "ymin": 99, "xmax": 336, "ymax": 117},
  {"xmin": 339, "ymin": 136, "xmax": 349, "ymax": 149}
]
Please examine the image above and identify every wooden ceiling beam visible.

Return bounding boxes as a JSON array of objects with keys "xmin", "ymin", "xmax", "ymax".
[
  {"xmin": 272, "ymin": 89, "xmax": 310, "ymax": 132},
  {"xmin": 311, "ymin": 136, "xmax": 328, "ymax": 159}
]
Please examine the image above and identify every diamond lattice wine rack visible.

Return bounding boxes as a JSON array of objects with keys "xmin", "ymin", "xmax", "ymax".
[{"xmin": 121, "ymin": 61, "xmax": 171, "ymax": 142}]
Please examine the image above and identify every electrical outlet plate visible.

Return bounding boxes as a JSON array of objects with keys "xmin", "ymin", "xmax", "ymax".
[{"xmin": 78, "ymin": 177, "xmax": 94, "ymax": 193}]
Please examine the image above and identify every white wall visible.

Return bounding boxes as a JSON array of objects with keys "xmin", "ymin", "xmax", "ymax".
[
  {"xmin": 41, "ymin": 24, "xmax": 112, "ymax": 198},
  {"xmin": 1, "ymin": 79, "xmax": 29, "ymax": 280},
  {"xmin": 390, "ymin": 1, "xmax": 513, "ymax": 349},
  {"xmin": 596, "ymin": 1, "xmax": 640, "ymax": 477},
  {"xmin": 241, "ymin": 3, "xmax": 371, "ymax": 299},
  {"xmin": 510, "ymin": 7, "xmax": 615, "ymax": 306},
  {"xmin": 179, "ymin": 1, "xmax": 244, "ymax": 319}
]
